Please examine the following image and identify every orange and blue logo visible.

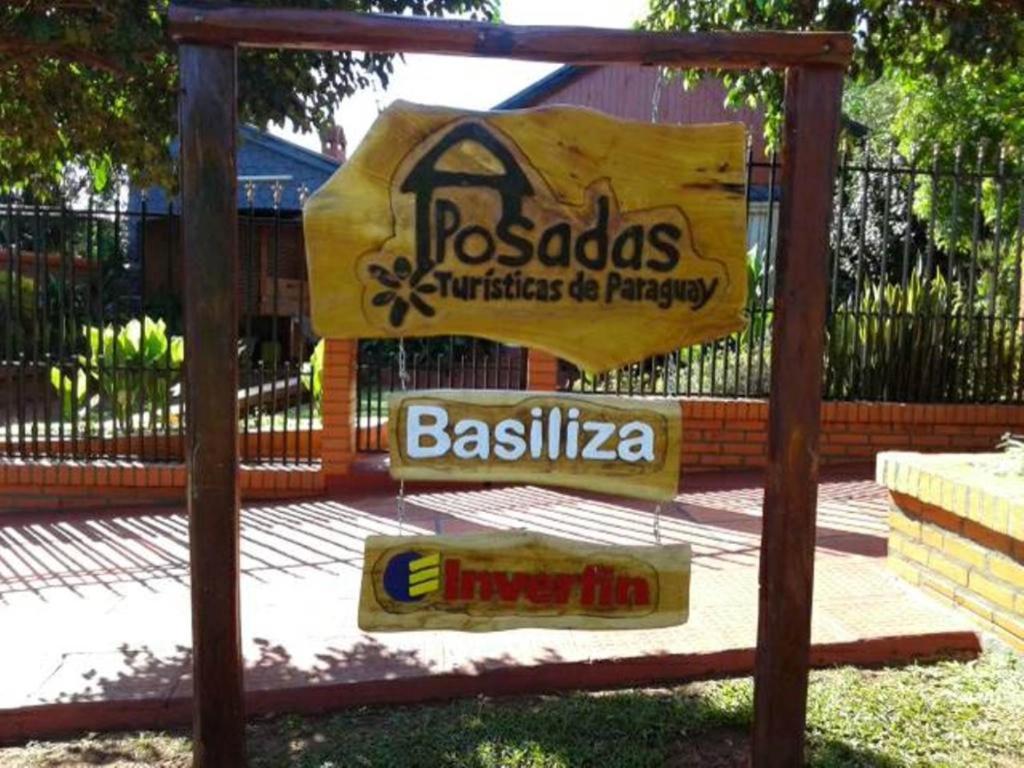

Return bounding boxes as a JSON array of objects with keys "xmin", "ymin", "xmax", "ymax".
[
  {"xmin": 378, "ymin": 548, "xmax": 656, "ymax": 610},
  {"xmin": 382, "ymin": 550, "xmax": 441, "ymax": 602}
]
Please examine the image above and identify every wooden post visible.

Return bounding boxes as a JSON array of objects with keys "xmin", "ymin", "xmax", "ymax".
[
  {"xmin": 180, "ymin": 42, "xmax": 247, "ymax": 767},
  {"xmin": 752, "ymin": 65, "xmax": 844, "ymax": 767}
]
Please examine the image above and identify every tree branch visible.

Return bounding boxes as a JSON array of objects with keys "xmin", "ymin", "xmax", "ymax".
[{"xmin": 0, "ymin": 39, "xmax": 126, "ymax": 75}]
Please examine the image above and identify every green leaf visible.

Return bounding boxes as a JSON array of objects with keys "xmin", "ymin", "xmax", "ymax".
[
  {"xmin": 49, "ymin": 366, "xmax": 88, "ymax": 420},
  {"xmin": 87, "ymin": 156, "xmax": 111, "ymax": 193},
  {"xmin": 170, "ymin": 336, "xmax": 185, "ymax": 367},
  {"xmin": 302, "ymin": 339, "xmax": 325, "ymax": 413},
  {"xmin": 143, "ymin": 318, "xmax": 168, "ymax": 362},
  {"xmin": 1, "ymin": 0, "xmax": 499, "ymax": 194}
]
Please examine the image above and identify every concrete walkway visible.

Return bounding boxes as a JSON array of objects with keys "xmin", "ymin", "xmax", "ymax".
[{"xmin": 0, "ymin": 467, "xmax": 978, "ymax": 741}]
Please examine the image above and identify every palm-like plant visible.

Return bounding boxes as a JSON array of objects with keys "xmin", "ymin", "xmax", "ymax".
[
  {"xmin": 49, "ymin": 317, "xmax": 184, "ymax": 429},
  {"xmin": 826, "ymin": 268, "xmax": 1021, "ymax": 402}
]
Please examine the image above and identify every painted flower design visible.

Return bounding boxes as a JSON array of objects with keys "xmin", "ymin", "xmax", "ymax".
[{"xmin": 369, "ymin": 256, "xmax": 438, "ymax": 327}]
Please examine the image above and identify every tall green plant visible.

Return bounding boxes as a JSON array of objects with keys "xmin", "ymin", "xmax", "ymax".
[
  {"xmin": 302, "ymin": 339, "xmax": 324, "ymax": 415},
  {"xmin": 568, "ymin": 249, "xmax": 775, "ymax": 398},
  {"xmin": 826, "ymin": 269, "xmax": 1021, "ymax": 402},
  {"xmin": 49, "ymin": 366, "xmax": 87, "ymax": 421},
  {"xmin": 49, "ymin": 317, "xmax": 184, "ymax": 429}
]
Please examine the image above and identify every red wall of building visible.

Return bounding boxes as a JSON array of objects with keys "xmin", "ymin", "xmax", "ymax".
[{"xmin": 523, "ymin": 66, "xmax": 769, "ymax": 164}]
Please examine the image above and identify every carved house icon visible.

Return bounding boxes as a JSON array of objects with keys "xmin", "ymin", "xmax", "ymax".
[{"xmin": 400, "ymin": 121, "xmax": 535, "ymax": 273}]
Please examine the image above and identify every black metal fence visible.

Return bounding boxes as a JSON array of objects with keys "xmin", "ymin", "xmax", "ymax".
[
  {"xmin": 355, "ymin": 338, "xmax": 527, "ymax": 451},
  {"xmin": 0, "ymin": 182, "xmax": 319, "ymax": 464},
  {"xmin": 2, "ymin": 143, "xmax": 1022, "ymax": 463},
  {"xmin": 564, "ymin": 143, "xmax": 1024, "ymax": 404}
]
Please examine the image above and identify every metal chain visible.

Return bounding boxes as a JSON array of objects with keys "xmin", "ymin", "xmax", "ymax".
[
  {"xmin": 652, "ymin": 68, "xmax": 671, "ymax": 545},
  {"xmin": 651, "ymin": 67, "xmax": 665, "ymax": 124},
  {"xmin": 397, "ymin": 479, "xmax": 407, "ymax": 536},
  {"xmin": 398, "ymin": 337, "xmax": 410, "ymax": 391},
  {"xmin": 396, "ymin": 338, "xmax": 409, "ymax": 535},
  {"xmin": 653, "ymin": 69, "xmax": 678, "ymax": 403},
  {"xmin": 393, "ymin": 338, "xmax": 441, "ymax": 534}
]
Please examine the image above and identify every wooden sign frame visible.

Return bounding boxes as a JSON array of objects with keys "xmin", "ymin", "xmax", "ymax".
[{"xmin": 170, "ymin": 4, "xmax": 849, "ymax": 767}]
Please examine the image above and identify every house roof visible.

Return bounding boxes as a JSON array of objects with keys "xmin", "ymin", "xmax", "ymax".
[
  {"xmin": 493, "ymin": 65, "xmax": 592, "ymax": 109},
  {"xmin": 131, "ymin": 125, "xmax": 340, "ymax": 213},
  {"xmin": 233, "ymin": 124, "xmax": 341, "ymax": 210},
  {"xmin": 238, "ymin": 124, "xmax": 340, "ymax": 179},
  {"xmin": 496, "ymin": 64, "xmax": 870, "ymax": 139}
]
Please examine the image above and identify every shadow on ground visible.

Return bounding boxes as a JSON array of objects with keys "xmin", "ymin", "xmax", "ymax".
[{"xmin": 47, "ymin": 635, "xmax": 460, "ymax": 704}]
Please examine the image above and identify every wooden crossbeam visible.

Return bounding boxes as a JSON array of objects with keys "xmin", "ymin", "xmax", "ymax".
[{"xmin": 168, "ymin": 4, "xmax": 851, "ymax": 69}]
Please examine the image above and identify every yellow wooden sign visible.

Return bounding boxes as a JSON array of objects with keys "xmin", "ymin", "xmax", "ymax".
[
  {"xmin": 304, "ymin": 101, "xmax": 747, "ymax": 371},
  {"xmin": 359, "ymin": 530, "xmax": 691, "ymax": 632},
  {"xmin": 388, "ymin": 390, "xmax": 682, "ymax": 502}
]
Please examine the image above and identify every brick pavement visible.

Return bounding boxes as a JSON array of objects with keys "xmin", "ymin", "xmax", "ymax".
[{"xmin": 0, "ymin": 468, "xmax": 979, "ymax": 741}]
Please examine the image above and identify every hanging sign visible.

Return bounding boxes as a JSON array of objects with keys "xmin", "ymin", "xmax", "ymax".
[
  {"xmin": 359, "ymin": 530, "xmax": 691, "ymax": 632},
  {"xmin": 388, "ymin": 390, "xmax": 682, "ymax": 502},
  {"xmin": 304, "ymin": 101, "xmax": 748, "ymax": 371}
]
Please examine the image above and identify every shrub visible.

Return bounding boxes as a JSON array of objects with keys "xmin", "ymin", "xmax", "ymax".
[
  {"xmin": 825, "ymin": 269, "xmax": 1021, "ymax": 402},
  {"xmin": 49, "ymin": 317, "xmax": 184, "ymax": 428}
]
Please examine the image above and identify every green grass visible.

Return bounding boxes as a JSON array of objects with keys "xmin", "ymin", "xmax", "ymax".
[{"xmin": 2, "ymin": 650, "xmax": 1021, "ymax": 768}]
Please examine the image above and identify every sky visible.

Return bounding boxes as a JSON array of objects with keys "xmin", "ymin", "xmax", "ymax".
[{"xmin": 269, "ymin": 0, "xmax": 649, "ymax": 155}]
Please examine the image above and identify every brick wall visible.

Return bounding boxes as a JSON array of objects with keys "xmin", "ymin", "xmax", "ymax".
[
  {"xmin": 0, "ymin": 460, "xmax": 323, "ymax": 509},
  {"xmin": 526, "ymin": 350, "xmax": 559, "ymax": 392},
  {"xmin": 681, "ymin": 400, "xmax": 1024, "ymax": 472},
  {"xmin": 887, "ymin": 490, "xmax": 1023, "ymax": 651},
  {"xmin": 526, "ymin": 347, "xmax": 1023, "ymax": 472},
  {"xmin": 4, "ymin": 338, "xmax": 1022, "ymax": 501},
  {"xmin": 336, "ymin": 385, "xmax": 1021, "ymax": 473},
  {"xmin": 0, "ymin": 430, "xmax": 321, "ymax": 464},
  {"xmin": 321, "ymin": 338, "xmax": 358, "ymax": 481}
]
